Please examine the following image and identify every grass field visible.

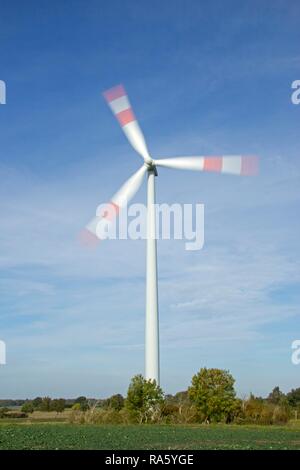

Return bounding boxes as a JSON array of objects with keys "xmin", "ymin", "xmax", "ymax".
[{"xmin": 0, "ymin": 423, "xmax": 300, "ymax": 450}]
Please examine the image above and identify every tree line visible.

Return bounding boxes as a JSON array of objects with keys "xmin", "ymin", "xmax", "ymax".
[{"xmin": 1, "ymin": 368, "xmax": 300, "ymax": 425}]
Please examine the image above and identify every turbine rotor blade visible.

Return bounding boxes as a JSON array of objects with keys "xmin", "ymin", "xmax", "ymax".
[
  {"xmin": 103, "ymin": 85, "xmax": 152, "ymax": 163},
  {"xmin": 154, "ymin": 156, "xmax": 258, "ymax": 175},
  {"xmin": 81, "ymin": 165, "xmax": 147, "ymax": 244}
]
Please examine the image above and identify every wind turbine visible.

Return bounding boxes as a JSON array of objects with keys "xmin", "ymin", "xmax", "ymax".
[{"xmin": 82, "ymin": 84, "xmax": 258, "ymax": 386}]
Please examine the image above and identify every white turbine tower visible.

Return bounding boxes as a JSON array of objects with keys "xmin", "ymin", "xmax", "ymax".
[{"xmin": 83, "ymin": 84, "xmax": 258, "ymax": 386}]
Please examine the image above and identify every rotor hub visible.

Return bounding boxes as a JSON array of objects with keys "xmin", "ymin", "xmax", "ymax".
[{"xmin": 145, "ymin": 160, "xmax": 158, "ymax": 175}]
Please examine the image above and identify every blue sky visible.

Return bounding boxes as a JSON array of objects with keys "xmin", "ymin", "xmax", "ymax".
[{"xmin": 0, "ymin": 0, "xmax": 300, "ymax": 398}]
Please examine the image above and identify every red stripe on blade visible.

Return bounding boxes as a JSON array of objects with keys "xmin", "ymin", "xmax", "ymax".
[
  {"xmin": 79, "ymin": 229, "xmax": 100, "ymax": 248},
  {"xmin": 103, "ymin": 84, "xmax": 126, "ymax": 103},
  {"xmin": 102, "ymin": 202, "xmax": 120, "ymax": 220},
  {"xmin": 241, "ymin": 156, "xmax": 259, "ymax": 175},
  {"xmin": 116, "ymin": 108, "xmax": 135, "ymax": 126},
  {"xmin": 204, "ymin": 157, "xmax": 222, "ymax": 172}
]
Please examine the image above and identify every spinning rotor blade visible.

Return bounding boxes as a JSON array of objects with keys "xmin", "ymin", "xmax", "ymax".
[
  {"xmin": 103, "ymin": 85, "xmax": 151, "ymax": 163},
  {"xmin": 81, "ymin": 164, "xmax": 147, "ymax": 244},
  {"xmin": 154, "ymin": 156, "xmax": 258, "ymax": 175}
]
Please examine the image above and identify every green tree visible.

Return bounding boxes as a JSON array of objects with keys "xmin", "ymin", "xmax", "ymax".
[
  {"xmin": 39, "ymin": 397, "xmax": 52, "ymax": 412},
  {"xmin": 125, "ymin": 374, "xmax": 164, "ymax": 423},
  {"xmin": 107, "ymin": 394, "xmax": 124, "ymax": 411},
  {"xmin": 267, "ymin": 386, "xmax": 285, "ymax": 405},
  {"xmin": 71, "ymin": 403, "xmax": 81, "ymax": 411},
  {"xmin": 287, "ymin": 387, "xmax": 300, "ymax": 408},
  {"xmin": 188, "ymin": 368, "xmax": 238, "ymax": 423},
  {"xmin": 21, "ymin": 401, "xmax": 34, "ymax": 414},
  {"xmin": 74, "ymin": 396, "xmax": 89, "ymax": 411},
  {"xmin": 51, "ymin": 399, "xmax": 66, "ymax": 413},
  {"xmin": 32, "ymin": 397, "xmax": 43, "ymax": 409}
]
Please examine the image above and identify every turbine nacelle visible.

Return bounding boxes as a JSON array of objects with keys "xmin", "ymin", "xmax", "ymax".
[{"xmin": 145, "ymin": 160, "xmax": 158, "ymax": 175}]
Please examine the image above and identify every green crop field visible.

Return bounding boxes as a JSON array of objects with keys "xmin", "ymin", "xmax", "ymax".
[{"xmin": 0, "ymin": 423, "xmax": 300, "ymax": 450}]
